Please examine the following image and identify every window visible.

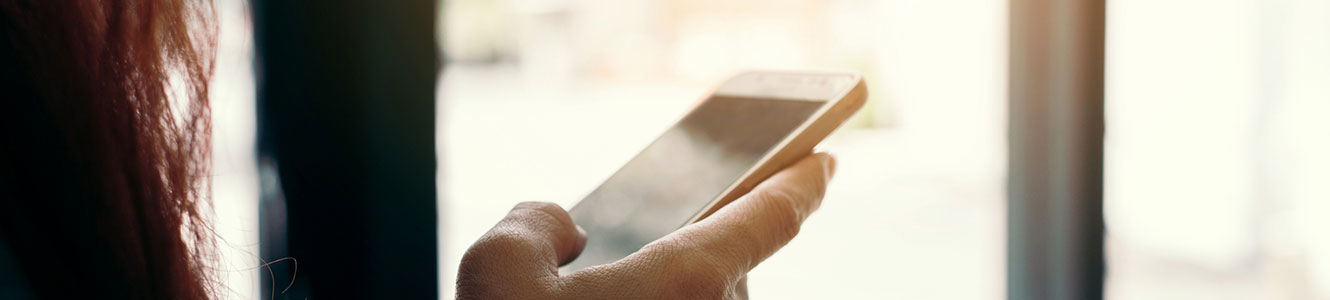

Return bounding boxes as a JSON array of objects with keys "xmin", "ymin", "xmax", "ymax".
[
  {"xmin": 438, "ymin": 0, "xmax": 1005, "ymax": 298},
  {"xmin": 1105, "ymin": 0, "xmax": 1330, "ymax": 298}
]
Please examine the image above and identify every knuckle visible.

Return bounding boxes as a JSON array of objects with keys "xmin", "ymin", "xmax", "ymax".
[
  {"xmin": 515, "ymin": 201, "xmax": 567, "ymax": 218},
  {"xmin": 517, "ymin": 201, "xmax": 563, "ymax": 213},
  {"xmin": 459, "ymin": 229, "xmax": 559, "ymax": 299},
  {"xmin": 512, "ymin": 201, "xmax": 573, "ymax": 228},
  {"xmin": 638, "ymin": 237, "xmax": 684, "ymax": 256},
  {"xmin": 670, "ymin": 255, "xmax": 733, "ymax": 298},
  {"xmin": 463, "ymin": 229, "xmax": 534, "ymax": 263},
  {"xmin": 637, "ymin": 239, "xmax": 736, "ymax": 298},
  {"xmin": 752, "ymin": 189, "xmax": 805, "ymax": 242},
  {"xmin": 809, "ymin": 175, "xmax": 830, "ymax": 199}
]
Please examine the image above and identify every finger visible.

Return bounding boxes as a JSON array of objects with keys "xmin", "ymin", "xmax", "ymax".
[
  {"xmin": 458, "ymin": 202, "xmax": 587, "ymax": 289},
  {"xmin": 734, "ymin": 275, "xmax": 749, "ymax": 299},
  {"xmin": 558, "ymin": 154, "xmax": 834, "ymax": 298},
  {"xmin": 664, "ymin": 152, "xmax": 836, "ymax": 274}
]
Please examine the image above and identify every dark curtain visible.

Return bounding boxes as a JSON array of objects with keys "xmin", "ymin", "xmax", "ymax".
[{"xmin": 252, "ymin": 0, "xmax": 440, "ymax": 298}]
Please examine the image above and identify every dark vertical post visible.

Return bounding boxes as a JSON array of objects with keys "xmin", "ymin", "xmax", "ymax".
[
  {"xmin": 1007, "ymin": 0, "xmax": 1106, "ymax": 299},
  {"xmin": 253, "ymin": 0, "xmax": 440, "ymax": 299}
]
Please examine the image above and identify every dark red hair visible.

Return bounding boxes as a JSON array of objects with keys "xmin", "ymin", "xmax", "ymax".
[{"xmin": 0, "ymin": 0, "xmax": 216, "ymax": 299}]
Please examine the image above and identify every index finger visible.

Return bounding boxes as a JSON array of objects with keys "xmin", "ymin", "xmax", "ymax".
[{"xmin": 662, "ymin": 152, "xmax": 836, "ymax": 273}]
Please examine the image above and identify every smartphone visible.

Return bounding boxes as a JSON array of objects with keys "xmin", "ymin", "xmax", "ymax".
[{"xmin": 561, "ymin": 70, "xmax": 867, "ymax": 273}]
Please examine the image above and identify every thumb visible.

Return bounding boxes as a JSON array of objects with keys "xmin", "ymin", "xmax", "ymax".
[{"xmin": 458, "ymin": 202, "xmax": 587, "ymax": 293}]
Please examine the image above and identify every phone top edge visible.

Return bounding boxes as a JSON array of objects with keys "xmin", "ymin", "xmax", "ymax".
[{"xmin": 713, "ymin": 70, "xmax": 862, "ymax": 101}]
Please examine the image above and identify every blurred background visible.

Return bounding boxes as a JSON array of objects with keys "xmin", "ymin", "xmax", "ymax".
[
  {"xmin": 436, "ymin": 1, "xmax": 1005, "ymax": 299},
  {"xmin": 205, "ymin": 0, "xmax": 1330, "ymax": 299}
]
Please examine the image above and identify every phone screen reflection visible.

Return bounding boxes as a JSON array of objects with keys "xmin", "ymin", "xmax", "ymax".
[{"xmin": 563, "ymin": 96, "xmax": 826, "ymax": 272}]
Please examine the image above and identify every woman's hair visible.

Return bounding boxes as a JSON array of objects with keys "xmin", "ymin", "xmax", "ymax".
[{"xmin": 0, "ymin": 0, "xmax": 216, "ymax": 299}]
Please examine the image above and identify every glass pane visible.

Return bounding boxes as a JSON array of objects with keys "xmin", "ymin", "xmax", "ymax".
[
  {"xmin": 211, "ymin": 0, "xmax": 261, "ymax": 298},
  {"xmin": 437, "ymin": 0, "xmax": 1006, "ymax": 298},
  {"xmin": 1106, "ymin": 0, "xmax": 1330, "ymax": 299}
]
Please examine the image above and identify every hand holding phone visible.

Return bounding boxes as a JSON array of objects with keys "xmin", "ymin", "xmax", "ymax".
[
  {"xmin": 457, "ymin": 70, "xmax": 867, "ymax": 298},
  {"xmin": 458, "ymin": 153, "xmax": 837, "ymax": 299}
]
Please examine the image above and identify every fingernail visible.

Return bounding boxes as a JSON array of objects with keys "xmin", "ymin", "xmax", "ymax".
[{"xmin": 564, "ymin": 225, "xmax": 589, "ymax": 266}]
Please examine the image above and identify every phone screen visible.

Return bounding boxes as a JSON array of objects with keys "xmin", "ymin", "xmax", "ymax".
[{"xmin": 564, "ymin": 96, "xmax": 827, "ymax": 272}]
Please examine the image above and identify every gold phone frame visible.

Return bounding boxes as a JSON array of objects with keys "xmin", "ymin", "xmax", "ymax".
[{"xmin": 680, "ymin": 70, "xmax": 868, "ymax": 224}]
